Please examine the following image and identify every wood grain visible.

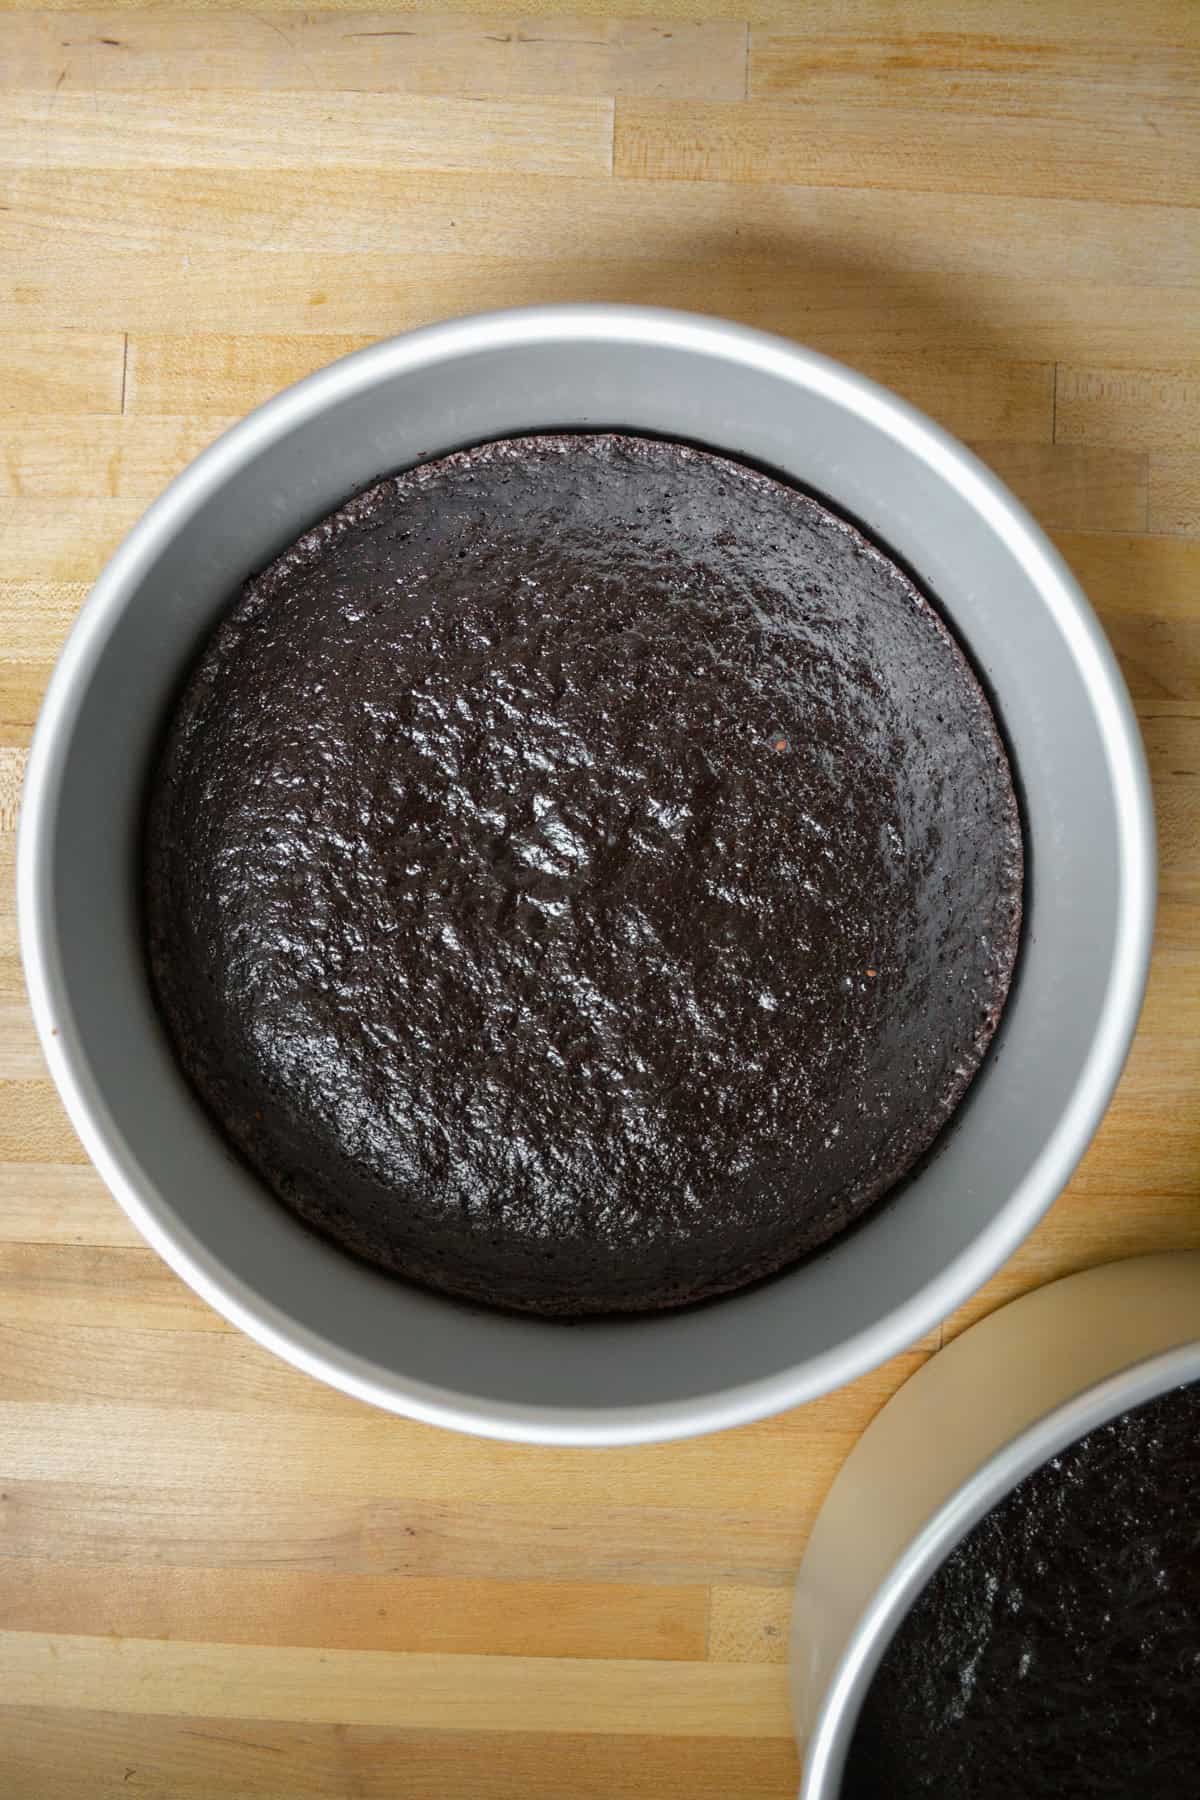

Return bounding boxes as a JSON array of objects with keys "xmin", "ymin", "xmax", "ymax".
[
  {"xmin": 1054, "ymin": 370, "xmax": 1200, "ymax": 538},
  {"xmin": 1, "ymin": 0, "xmax": 1188, "ymax": 34},
  {"xmin": 614, "ymin": 95, "xmax": 1198, "ymax": 203},
  {"xmin": 1, "ymin": 14, "xmax": 748, "ymax": 99},
  {"xmin": 708, "ymin": 1586, "xmax": 790, "ymax": 1664},
  {"xmin": 1056, "ymin": 365, "xmax": 1200, "ymax": 451},
  {"xmin": 0, "ymin": 999, "xmax": 49, "ymax": 1077},
  {"xmin": 0, "ymin": 1632, "xmax": 794, "ymax": 1734},
  {"xmin": 1, "ymin": 5, "xmax": 1198, "ymax": 1795},
  {"xmin": 0, "ymin": 750, "xmax": 26, "ymax": 832},
  {"xmin": 1050, "ymin": 531, "xmax": 1200, "ymax": 620},
  {"xmin": 0, "ymin": 1369, "xmax": 934, "ymax": 1503},
  {"xmin": 0, "ymin": 1713, "xmax": 799, "ymax": 1799},
  {"xmin": 0, "ymin": 87, "xmax": 614, "ymax": 173},
  {"xmin": 0, "ymin": 1165, "xmax": 143, "ymax": 1244},
  {"xmin": 0, "ymin": 1244, "xmax": 230, "ymax": 1329},
  {"xmin": 974, "ymin": 442, "xmax": 1147, "ymax": 533},
  {"xmin": 1148, "ymin": 452, "xmax": 1200, "ymax": 537},
  {"xmin": 6, "ymin": 170, "xmax": 1193, "ymax": 284},
  {"xmin": 0, "ymin": 498, "xmax": 147, "ymax": 579},
  {"xmin": 0, "ymin": 332, "xmax": 125, "ymax": 415},
  {"xmin": 6, "ymin": 251, "xmax": 1196, "ymax": 366},
  {"xmin": 749, "ymin": 29, "xmax": 1196, "ymax": 92},
  {"xmin": 0, "ymin": 1480, "xmax": 816, "ymax": 1585},
  {"xmin": 0, "ymin": 417, "xmax": 230, "ymax": 498},
  {"xmin": 0, "ymin": 1562, "xmax": 709, "ymax": 1659},
  {"xmin": 0, "ymin": 583, "xmax": 87, "ymax": 657},
  {"xmin": 0, "ymin": 667, "xmax": 56, "ymax": 747},
  {"xmin": 0, "ymin": 585, "xmax": 87, "ymax": 747}
]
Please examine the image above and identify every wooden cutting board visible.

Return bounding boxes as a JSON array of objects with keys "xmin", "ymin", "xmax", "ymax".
[{"xmin": 0, "ymin": 3, "xmax": 1196, "ymax": 1794}]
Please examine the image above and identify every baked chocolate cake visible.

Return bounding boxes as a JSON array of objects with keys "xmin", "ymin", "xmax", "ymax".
[
  {"xmin": 144, "ymin": 434, "xmax": 1022, "ymax": 1316},
  {"xmin": 843, "ymin": 1380, "xmax": 1200, "ymax": 1799}
]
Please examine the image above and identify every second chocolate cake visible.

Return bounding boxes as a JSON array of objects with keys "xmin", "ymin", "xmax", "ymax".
[
  {"xmin": 843, "ymin": 1380, "xmax": 1200, "ymax": 1798},
  {"xmin": 145, "ymin": 434, "xmax": 1022, "ymax": 1316}
]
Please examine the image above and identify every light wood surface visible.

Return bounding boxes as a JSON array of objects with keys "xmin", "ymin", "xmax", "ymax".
[{"xmin": 0, "ymin": 4, "xmax": 1197, "ymax": 1793}]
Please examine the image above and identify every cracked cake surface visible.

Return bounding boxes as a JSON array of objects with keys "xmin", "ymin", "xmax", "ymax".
[{"xmin": 145, "ymin": 433, "xmax": 1022, "ymax": 1316}]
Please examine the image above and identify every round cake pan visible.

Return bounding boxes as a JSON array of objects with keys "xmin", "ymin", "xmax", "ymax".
[
  {"xmin": 18, "ymin": 305, "xmax": 1154, "ymax": 1444},
  {"xmin": 793, "ymin": 1252, "xmax": 1200, "ymax": 1796}
]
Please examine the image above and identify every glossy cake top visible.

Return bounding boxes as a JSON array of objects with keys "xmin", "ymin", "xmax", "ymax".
[{"xmin": 145, "ymin": 434, "xmax": 1021, "ymax": 1316}]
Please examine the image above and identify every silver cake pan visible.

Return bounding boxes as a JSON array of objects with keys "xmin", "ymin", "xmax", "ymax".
[{"xmin": 19, "ymin": 306, "xmax": 1154, "ymax": 1444}]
